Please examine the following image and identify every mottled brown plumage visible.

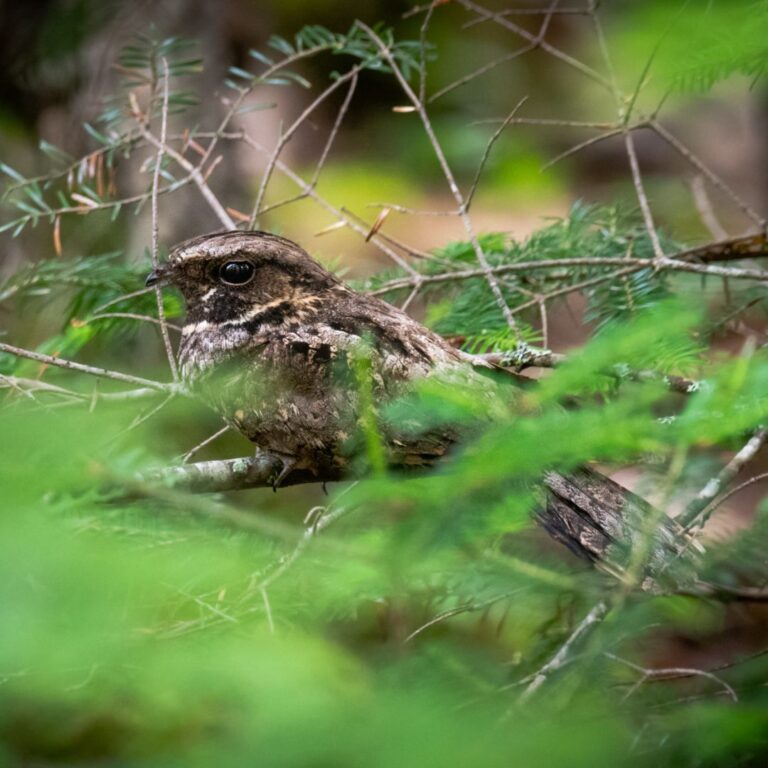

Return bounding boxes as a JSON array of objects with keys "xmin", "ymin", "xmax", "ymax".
[
  {"xmin": 147, "ymin": 231, "xmax": 684, "ymax": 576},
  {"xmin": 147, "ymin": 230, "xmax": 491, "ymax": 481}
]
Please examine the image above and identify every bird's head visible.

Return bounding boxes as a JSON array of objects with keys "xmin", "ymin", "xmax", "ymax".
[{"xmin": 146, "ymin": 231, "xmax": 341, "ymax": 327}]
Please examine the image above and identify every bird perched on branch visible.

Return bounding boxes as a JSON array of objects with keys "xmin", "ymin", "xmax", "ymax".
[
  {"xmin": 146, "ymin": 230, "xmax": 492, "ymax": 485},
  {"xmin": 146, "ymin": 230, "xmax": 696, "ymax": 581}
]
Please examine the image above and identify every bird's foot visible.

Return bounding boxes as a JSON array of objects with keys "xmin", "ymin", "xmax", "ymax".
[{"xmin": 270, "ymin": 453, "xmax": 298, "ymax": 492}]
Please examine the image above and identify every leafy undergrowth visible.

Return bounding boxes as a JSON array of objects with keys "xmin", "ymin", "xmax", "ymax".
[{"xmin": 3, "ymin": 302, "xmax": 768, "ymax": 767}]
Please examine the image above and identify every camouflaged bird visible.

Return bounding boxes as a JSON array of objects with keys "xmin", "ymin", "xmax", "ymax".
[
  {"xmin": 146, "ymin": 230, "xmax": 702, "ymax": 584},
  {"xmin": 146, "ymin": 230, "xmax": 493, "ymax": 484}
]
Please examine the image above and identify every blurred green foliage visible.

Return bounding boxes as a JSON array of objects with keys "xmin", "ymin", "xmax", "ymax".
[
  {"xmin": 4, "ymin": 301, "xmax": 768, "ymax": 764},
  {"xmin": 612, "ymin": 0, "xmax": 768, "ymax": 103}
]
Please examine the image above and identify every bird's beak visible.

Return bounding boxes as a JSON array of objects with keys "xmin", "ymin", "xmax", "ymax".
[{"xmin": 145, "ymin": 267, "xmax": 167, "ymax": 287}]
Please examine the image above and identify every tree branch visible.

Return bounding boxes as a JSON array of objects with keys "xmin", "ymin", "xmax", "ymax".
[
  {"xmin": 249, "ymin": 67, "xmax": 361, "ymax": 227},
  {"xmin": 139, "ymin": 453, "xmax": 344, "ymax": 493},
  {"xmin": 368, "ymin": 233, "xmax": 768, "ymax": 296},
  {"xmin": 518, "ymin": 601, "xmax": 609, "ymax": 701},
  {"xmin": 680, "ymin": 428, "xmax": 768, "ymax": 529},
  {"xmin": 149, "ymin": 58, "xmax": 179, "ymax": 381},
  {"xmin": 357, "ymin": 20, "xmax": 522, "ymax": 338},
  {"xmin": 0, "ymin": 342, "xmax": 179, "ymax": 392},
  {"xmin": 140, "ymin": 127, "xmax": 235, "ymax": 229}
]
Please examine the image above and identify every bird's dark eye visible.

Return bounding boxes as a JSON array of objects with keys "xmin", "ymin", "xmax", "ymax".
[{"xmin": 219, "ymin": 260, "xmax": 255, "ymax": 286}]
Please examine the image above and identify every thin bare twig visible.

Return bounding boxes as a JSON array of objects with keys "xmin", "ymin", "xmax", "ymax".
[
  {"xmin": 429, "ymin": 44, "xmax": 535, "ymax": 103},
  {"xmin": 465, "ymin": 96, "xmax": 528, "ymax": 212},
  {"xmin": 244, "ymin": 73, "xmax": 357, "ymax": 219},
  {"xmin": 405, "ymin": 591, "xmax": 520, "ymax": 643},
  {"xmin": 366, "ymin": 202, "xmax": 461, "ymax": 217},
  {"xmin": 541, "ymin": 126, "xmax": 625, "ymax": 171},
  {"xmin": 225, "ymin": 131, "xmax": 419, "ymax": 275},
  {"xmin": 92, "ymin": 286, "xmax": 156, "ymax": 314},
  {"xmin": 368, "ymin": 248, "xmax": 768, "ymax": 297},
  {"xmin": 309, "ymin": 73, "xmax": 359, "ymax": 189},
  {"xmin": 88, "ymin": 312, "xmax": 182, "ymax": 332},
  {"xmin": 399, "ymin": 282, "xmax": 421, "ymax": 312},
  {"xmin": 686, "ymin": 580, "xmax": 768, "ymax": 603},
  {"xmin": 0, "ymin": 376, "xmax": 161, "ymax": 403},
  {"xmin": 509, "ymin": 264, "xmax": 640, "ymax": 317},
  {"xmin": 141, "ymin": 128, "xmax": 235, "ymax": 229},
  {"xmin": 457, "ymin": 0, "xmax": 611, "ymax": 90},
  {"xmin": 249, "ymin": 67, "xmax": 362, "ymax": 228},
  {"xmin": 357, "ymin": 21, "xmax": 521, "ymax": 338},
  {"xmin": 474, "ymin": 117, "xmax": 618, "ymax": 130},
  {"xmin": 651, "ymin": 120, "xmax": 766, "ymax": 229},
  {"xmin": 0, "ymin": 342, "xmax": 178, "ymax": 392},
  {"xmin": 461, "ymin": 6, "xmax": 591, "ymax": 23},
  {"xmin": 624, "ymin": 130, "xmax": 665, "ymax": 261},
  {"xmin": 198, "ymin": 42, "xmax": 347, "ymax": 172},
  {"xmin": 518, "ymin": 601, "xmax": 608, "ymax": 701},
  {"xmin": 257, "ymin": 502, "xmax": 352, "ymax": 594},
  {"xmin": 181, "ymin": 424, "xmax": 232, "ymax": 463},
  {"xmin": 150, "ymin": 59, "xmax": 179, "ymax": 381},
  {"xmin": 691, "ymin": 175, "xmax": 728, "ymax": 241},
  {"xmin": 343, "ymin": 208, "xmax": 450, "ymax": 264},
  {"xmin": 691, "ymin": 471, "xmax": 768, "ymax": 525},
  {"xmin": 417, "ymin": 0, "xmax": 436, "ymax": 106},
  {"xmin": 606, "ymin": 652, "xmax": 738, "ymax": 703},
  {"xmin": 0, "ymin": 375, "xmax": 74, "ymax": 401},
  {"xmin": 108, "ymin": 392, "xmax": 177, "ymax": 443},
  {"xmin": 681, "ymin": 428, "xmax": 768, "ymax": 529},
  {"xmin": 691, "ymin": 174, "xmax": 732, "ymax": 303}
]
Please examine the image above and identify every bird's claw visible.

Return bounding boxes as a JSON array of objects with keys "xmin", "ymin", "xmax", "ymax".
[{"xmin": 271, "ymin": 454, "xmax": 297, "ymax": 492}]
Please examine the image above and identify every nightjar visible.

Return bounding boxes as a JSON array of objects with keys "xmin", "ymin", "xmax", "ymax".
[
  {"xmin": 146, "ymin": 230, "xmax": 679, "ymax": 573},
  {"xmin": 146, "ymin": 231, "xmax": 493, "ymax": 483}
]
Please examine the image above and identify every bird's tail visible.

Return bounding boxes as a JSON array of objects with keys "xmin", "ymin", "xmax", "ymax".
[{"xmin": 539, "ymin": 468, "xmax": 701, "ymax": 591}]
